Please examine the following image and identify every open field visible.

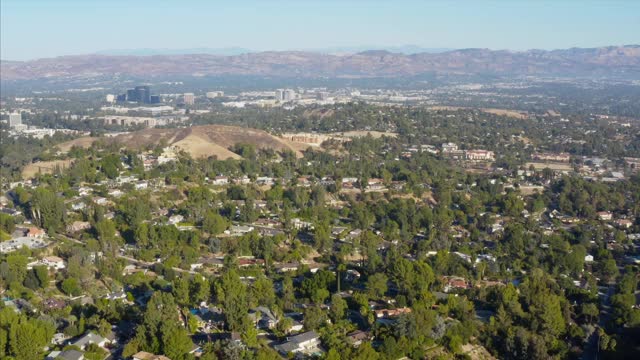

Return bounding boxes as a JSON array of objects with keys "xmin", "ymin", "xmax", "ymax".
[
  {"xmin": 526, "ymin": 162, "xmax": 573, "ymax": 171},
  {"xmin": 429, "ymin": 106, "xmax": 528, "ymax": 119},
  {"xmin": 57, "ymin": 137, "xmax": 98, "ymax": 152},
  {"xmin": 281, "ymin": 130, "xmax": 398, "ymax": 150},
  {"xmin": 339, "ymin": 130, "xmax": 398, "ymax": 138},
  {"xmin": 481, "ymin": 108, "xmax": 528, "ymax": 119},
  {"xmin": 22, "ymin": 159, "xmax": 74, "ymax": 179}
]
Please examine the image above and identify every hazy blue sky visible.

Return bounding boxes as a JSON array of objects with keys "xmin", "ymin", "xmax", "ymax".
[{"xmin": 2, "ymin": 0, "xmax": 639, "ymax": 60}]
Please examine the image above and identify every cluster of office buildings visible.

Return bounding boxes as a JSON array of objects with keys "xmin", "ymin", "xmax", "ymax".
[
  {"xmin": 112, "ymin": 86, "xmax": 161, "ymax": 104},
  {"xmin": 275, "ymin": 89, "xmax": 297, "ymax": 102}
]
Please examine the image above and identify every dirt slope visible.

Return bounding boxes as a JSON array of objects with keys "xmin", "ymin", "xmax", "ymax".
[{"xmin": 57, "ymin": 125, "xmax": 302, "ymax": 159}]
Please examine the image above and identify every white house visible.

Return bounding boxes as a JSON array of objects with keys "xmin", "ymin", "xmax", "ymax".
[
  {"xmin": 584, "ymin": 254, "xmax": 594, "ymax": 263},
  {"xmin": 212, "ymin": 176, "xmax": 229, "ymax": 186},
  {"xmin": 274, "ymin": 331, "xmax": 321, "ymax": 355},
  {"xmin": 93, "ymin": 197, "xmax": 109, "ymax": 206},
  {"xmin": 134, "ymin": 181, "xmax": 148, "ymax": 190},
  {"xmin": 256, "ymin": 176, "xmax": 275, "ymax": 186},
  {"xmin": 224, "ymin": 225, "xmax": 254, "ymax": 236},
  {"xmin": 291, "ymin": 218, "xmax": 314, "ymax": 230},
  {"xmin": 41, "ymin": 256, "xmax": 66, "ymax": 270},
  {"xmin": 71, "ymin": 202, "xmax": 86, "ymax": 211},
  {"xmin": 597, "ymin": 211, "xmax": 613, "ymax": 221},
  {"xmin": 107, "ymin": 189, "xmax": 124, "ymax": 198},
  {"xmin": 168, "ymin": 214, "xmax": 184, "ymax": 225},
  {"xmin": 77, "ymin": 187, "xmax": 93, "ymax": 196},
  {"xmin": 71, "ymin": 332, "xmax": 111, "ymax": 350},
  {"xmin": 234, "ymin": 175, "xmax": 251, "ymax": 185}
]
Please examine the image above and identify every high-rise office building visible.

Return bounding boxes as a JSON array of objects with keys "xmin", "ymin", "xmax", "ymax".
[
  {"xmin": 183, "ymin": 93, "xmax": 195, "ymax": 105},
  {"xmin": 317, "ymin": 92, "xmax": 329, "ymax": 101},
  {"xmin": 9, "ymin": 113, "xmax": 22, "ymax": 127},
  {"xmin": 283, "ymin": 89, "xmax": 296, "ymax": 102},
  {"xmin": 123, "ymin": 85, "xmax": 153, "ymax": 103},
  {"xmin": 206, "ymin": 91, "xmax": 224, "ymax": 99},
  {"xmin": 126, "ymin": 89, "xmax": 137, "ymax": 102},
  {"xmin": 135, "ymin": 86, "xmax": 151, "ymax": 104},
  {"xmin": 149, "ymin": 95, "xmax": 161, "ymax": 104},
  {"xmin": 275, "ymin": 89, "xmax": 285, "ymax": 102}
]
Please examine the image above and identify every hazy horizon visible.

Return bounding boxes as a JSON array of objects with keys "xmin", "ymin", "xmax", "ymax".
[{"xmin": 2, "ymin": 0, "xmax": 639, "ymax": 61}]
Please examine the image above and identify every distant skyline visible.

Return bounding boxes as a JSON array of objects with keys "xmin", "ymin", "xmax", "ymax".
[{"xmin": 2, "ymin": 0, "xmax": 639, "ymax": 61}]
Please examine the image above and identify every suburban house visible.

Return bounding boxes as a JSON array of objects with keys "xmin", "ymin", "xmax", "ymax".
[
  {"xmin": 226, "ymin": 225, "xmax": 254, "ymax": 235},
  {"xmin": 465, "ymin": 149, "xmax": 495, "ymax": 161},
  {"xmin": 274, "ymin": 262, "xmax": 300, "ymax": 273},
  {"xmin": 43, "ymin": 298, "xmax": 67, "ymax": 310},
  {"xmin": 598, "ymin": 211, "xmax": 613, "ymax": 221},
  {"xmin": 47, "ymin": 349, "xmax": 84, "ymax": 360},
  {"xmin": 297, "ymin": 176, "xmax": 312, "ymax": 187},
  {"xmin": 42, "ymin": 256, "xmax": 66, "ymax": 270},
  {"xmin": 70, "ymin": 331, "xmax": 111, "ymax": 350},
  {"xmin": 107, "ymin": 189, "xmax": 124, "ymax": 198},
  {"xmin": 444, "ymin": 277, "xmax": 469, "ymax": 293},
  {"xmin": 249, "ymin": 306, "xmax": 279, "ymax": 329},
  {"xmin": 92, "ymin": 197, "xmax": 109, "ymax": 206},
  {"xmin": 374, "ymin": 307, "xmax": 412, "ymax": 319},
  {"xmin": 615, "ymin": 219, "xmax": 633, "ymax": 229},
  {"xmin": 27, "ymin": 255, "xmax": 65, "ymax": 270},
  {"xmin": 168, "ymin": 214, "xmax": 184, "ymax": 225},
  {"xmin": 291, "ymin": 218, "xmax": 314, "ymax": 230},
  {"xmin": 346, "ymin": 330, "xmax": 371, "ymax": 347},
  {"xmin": 233, "ymin": 175, "xmax": 251, "ymax": 185},
  {"xmin": 212, "ymin": 176, "xmax": 229, "ymax": 186},
  {"xmin": 132, "ymin": 351, "xmax": 172, "ymax": 360},
  {"xmin": 71, "ymin": 202, "xmax": 86, "ymax": 211},
  {"xmin": 274, "ymin": 331, "xmax": 321, "ymax": 355},
  {"xmin": 366, "ymin": 178, "xmax": 386, "ymax": 190},
  {"xmin": 27, "ymin": 227, "xmax": 46, "ymax": 238},
  {"xmin": 134, "ymin": 181, "xmax": 149, "ymax": 190},
  {"xmin": 67, "ymin": 221, "xmax": 91, "ymax": 233}
]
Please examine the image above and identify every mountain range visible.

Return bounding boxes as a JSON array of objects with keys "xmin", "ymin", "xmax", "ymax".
[
  {"xmin": 2, "ymin": 46, "xmax": 639, "ymax": 81},
  {"xmin": 94, "ymin": 45, "xmax": 452, "ymax": 56}
]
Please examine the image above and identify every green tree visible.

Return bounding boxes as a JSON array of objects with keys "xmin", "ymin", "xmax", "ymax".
[
  {"xmin": 215, "ymin": 270, "xmax": 248, "ymax": 331},
  {"xmin": 29, "ymin": 187, "xmax": 65, "ymax": 232},
  {"xmin": 366, "ymin": 272, "xmax": 388, "ymax": 299},
  {"xmin": 202, "ymin": 210, "xmax": 228, "ymax": 235},
  {"xmin": 100, "ymin": 154, "xmax": 121, "ymax": 179},
  {"xmin": 330, "ymin": 294, "xmax": 347, "ymax": 322},
  {"xmin": 161, "ymin": 322, "xmax": 193, "ymax": 360},
  {"xmin": 61, "ymin": 277, "xmax": 82, "ymax": 296}
]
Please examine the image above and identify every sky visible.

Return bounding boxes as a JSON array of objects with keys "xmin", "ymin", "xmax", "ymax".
[{"xmin": 1, "ymin": 0, "xmax": 639, "ymax": 60}]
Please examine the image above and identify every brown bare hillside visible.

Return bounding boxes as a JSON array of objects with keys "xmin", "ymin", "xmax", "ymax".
[
  {"xmin": 22, "ymin": 159, "xmax": 74, "ymax": 179},
  {"xmin": 172, "ymin": 133, "xmax": 241, "ymax": 159},
  {"xmin": 57, "ymin": 137, "xmax": 98, "ymax": 152},
  {"xmin": 3, "ymin": 46, "xmax": 639, "ymax": 80},
  {"xmin": 56, "ymin": 125, "xmax": 302, "ymax": 159}
]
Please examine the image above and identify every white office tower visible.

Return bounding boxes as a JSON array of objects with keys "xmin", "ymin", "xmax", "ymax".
[
  {"xmin": 206, "ymin": 91, "xmax": 224, "ymax": 99},
  {"xmin": 283, "ymin": 89, "xmax": 296, "ymax": 102},
  {"xmin": 9, "ymin": 113, "xmax": 22, "ymax": 127},
  {"xmin": 105, "ymin": 94, "xmax": 115, "ymax": 103},
  {"xmin": 317, "ymin": 91, "xmax": 329, "ymax": 101},
  {"xmin": 183, "ymin": 93, "xmax": 195, "ymax": 105},
  {"xmin": 275, "ymin": 89, "xmax": 285, "ymax": 102}
]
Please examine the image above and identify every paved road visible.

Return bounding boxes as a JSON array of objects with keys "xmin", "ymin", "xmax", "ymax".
[{"xmin": 582, "ymin": 284, "xmax": 616, "ymax": 360}]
